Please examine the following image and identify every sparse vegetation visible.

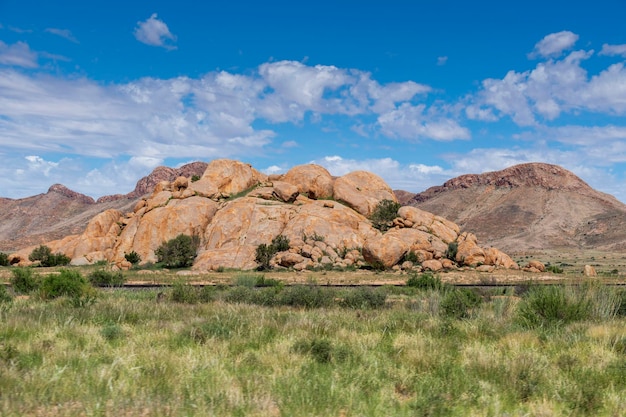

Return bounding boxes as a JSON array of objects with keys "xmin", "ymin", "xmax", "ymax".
[
  {"xmin": 0, "ymin": 252, "xmax": 9, "ymax": 266},
  {"xmin": 370, "ymin": 199, "xmax": 401, "ymax": 232},
  {"xmin": 191, "ymin": 174, "xmax": 201, "ymax": 182},
  {"xmin": 155, "ymin": 234, "xmax": 199, "ymax": 268},
  {"xmin": 28, "ymin": 245, "xmax": 71, "ymax": 267}
]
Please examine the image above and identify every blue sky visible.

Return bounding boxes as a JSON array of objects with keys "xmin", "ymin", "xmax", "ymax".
[{"xmin": 1, "ymin": 0, "xmax": 626, "ymax": 202}]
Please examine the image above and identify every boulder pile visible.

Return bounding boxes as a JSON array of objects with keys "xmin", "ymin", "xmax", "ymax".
[{"xmin": 9, "ymin": 159, "xmax": 519, "ymax": 272}]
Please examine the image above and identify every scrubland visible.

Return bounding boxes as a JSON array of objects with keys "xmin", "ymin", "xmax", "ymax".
[{"xmin": 1, "ymin": 266, "xmax": 625, "ymax": 416}]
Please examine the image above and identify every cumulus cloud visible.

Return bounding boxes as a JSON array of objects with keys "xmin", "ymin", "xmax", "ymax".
[
  {"xmin": 377, "ymin": 103, "xmax": 471, "ymax": 141},
  {"xmin": 45, "ymin": 28, "xmax": 79, "ymax": 43},
  {"xmin": 0, "ymin": 41, "xmax": 38, "ymax": 67},
  {"xmin": 530, "ymin": 30, "xmax": 579, "ymax": 58},
  {"xmin": 599, "ymin": 43, "xmax": 626, "ymax": 57},
  {"xmin": 469, "ymin": 46, "xmax": 626, "ymax": 125},
  {"xmin": 134, "ymin": 13, "xmax": 177, "ymax": 49},
  {"xmin": 311, "ymin": 155, "xmax": 450, "ymax": 192}
]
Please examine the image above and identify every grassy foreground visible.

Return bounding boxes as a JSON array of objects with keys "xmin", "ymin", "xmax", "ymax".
[{"xmin": 1, "ymin": 278, "xmax": 626, "ymax": 416}]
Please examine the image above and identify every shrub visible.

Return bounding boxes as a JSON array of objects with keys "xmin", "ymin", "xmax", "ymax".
[
  {"xmin": 124, "ymin": 251, "xmax": 141, "ymax": 265},
  {"xmin": 445, "ymin": 242, "xmax": 458, "ymax": 261},
  {"xmin": 255, "ymin": 235, "xmax": 291, "ymax": 271},
  {"xmin": 278, "ymin": 285, "xmax": 334, "ymax": 309},
  {"xmin": 28, "ymin": 245, "xmax": 70, "ymax": 267},
  {"xmin": 39, "ymin": 269, "xmax": 90, "ymax": 299},
  {"xmin": 441, "ymin": 288, "xmax": 482, "ymax": 319},
  {"xmin": 88, "ymin": 269, "xmax": 125, "ymax": 287},
  {"xmin": 234, "ymin": 273, "xmax": 282, "ymax": 288},
  {"xmin": 0, "ymin": 252, "xmax": 9, "ymax": 266},
  {"xmin": 10, "ymin": 268, "xmax": 39, "ymax": 294},
  {"xmin": 370, "ymin": 199, "xmax": 401, "ymax": 232},
  {"xmin": 516, "ymin": 285, "xmax": 591, "ymax": 328},
  {"xmin": 171, "ymin": 281, "xmax": 200, "ymax": 304},
  {"xmin": 339, "ymin": 287, "xmax": 387, "ymax": 309},
  {"xmin": 402, "ymin": 251, "xmax": 419, "ymax": 263},
  {"xmin": 191, "ymin": 175, "xmax": 201, "ymax": 182},
  {"xmin": 406, "ymin": 272, "xmax": 447, "ymax": 291},
  {"xmin": 155, "ymin": 234, "xmax": 199, "ymax": 268}
]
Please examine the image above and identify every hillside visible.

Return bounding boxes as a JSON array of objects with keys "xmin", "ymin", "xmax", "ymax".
[
  {"xmin": 408, "ymin": 163, "xmax": 626, "ymax": 252},
  {"xmin": 0, "ymin": 162, "xmax": 207, "ymax": 251}
]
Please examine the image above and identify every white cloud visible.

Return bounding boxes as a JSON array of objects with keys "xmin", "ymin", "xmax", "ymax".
[
  {"xmin": 470, "ymin": 48, "xmax": 626, "ymax": 125},
  {"xmin": 377, "ymin": 103, "xmax": 471, "ymax": 141},
  {"xmin": 599, "ymin": 43, "xmax": 626, "ymax": 57},
  {"xmin": 134, "ymin": 13, "xmax": 177, "ymax": 50},
  {"xmin": 437, "ymin": 56, "xmax": 448, "ymax": 66},
  {"xmin": 0, "ymin": 41, "xmax": 38, "ymax": 68},
  {"xmin": 45, "ymin": 28, "xmax": 79, "ymax": 43},
  {"xmin": 311, "ymin": 155, "xmax": 450, "ymax": 192},
  {"xmin": 530, "ymin": 30, "xmax": 579, "ymax": 58}
]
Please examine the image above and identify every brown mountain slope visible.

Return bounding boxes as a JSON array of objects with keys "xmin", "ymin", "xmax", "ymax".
[
  {"xmin": 408, "ymin": 163, "xmax": 626, "ymax": 252},
  {"xmin": 0, "ymin": 162, "xmax": 207, "ymax": 251}
]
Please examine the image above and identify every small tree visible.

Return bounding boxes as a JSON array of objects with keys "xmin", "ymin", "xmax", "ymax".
[
  {"xmin": 370, "ymin": 199, "xmax": 401, "ymax": 232},
  {"xmin": 29, "ymin": 245, "xmax": 52, "ymax": 264},
  {"xmin": 155, "ymin": 234, "xmax": 199, "ymax": 268}
]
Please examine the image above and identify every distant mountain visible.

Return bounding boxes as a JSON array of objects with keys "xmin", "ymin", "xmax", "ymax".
[
  {"xmin": 407, "ymin": 163, "xmax": 626, "ymax": 252},
  {"xmin": 0, "ymin": 162, "xmax": 207, "ymax": 251}
]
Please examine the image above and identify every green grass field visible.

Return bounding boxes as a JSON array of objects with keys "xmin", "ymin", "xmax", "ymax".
[{"xmin": 1, "ymin": 270, "xmax": 625, "ymax": 416}]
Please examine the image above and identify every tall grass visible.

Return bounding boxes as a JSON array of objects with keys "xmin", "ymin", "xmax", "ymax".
[{"xmin": 0, "ymin": 281, "xmax": 624, "ymax": 415}]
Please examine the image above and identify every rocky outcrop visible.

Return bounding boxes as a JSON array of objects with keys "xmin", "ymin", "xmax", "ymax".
[
  {"xmin": 48, "ymin": 184, "xmax": 95, "ymax": 205},
  {"xmin": 282, "ymin": 164, "xmax": 334, "ymax": 199},
  {"xmin": 9, "ymin": 159, "xmax": 518, "ymax": 273},
  {"xmin": 333, "ymin": 171, "xmax": 397, "ymax": 217}
]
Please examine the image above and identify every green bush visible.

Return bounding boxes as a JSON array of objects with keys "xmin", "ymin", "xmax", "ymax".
[
  {"xmin": 339, "ymin": 287, "xmax": 387, "ymax": 309},
  {"xmin": 234, "ymin": 273, "xmax": 282, "ymax": 288},
  {"xmin": 255, "ymin": 235, "xmax": 291, "ymax": 271},
  {"xmin": 0, "ymin": 252, "xmax": 9, "ymax": 266},
  {"xmin": 124, "ymin": 251, "xmax": 141, "ymax": 265},
  {"xmin": 39, "ymin": 269, "xmax": 90, "ymax": 299},
  {"xmin": 278, "ymin": 285, "xmax": 334, "ymax": 309},
  {"xmin": 406, "ymin": 272, "xmax": 447, "ymax": 291},
  {"xmin": 370, "ymin": 199, "xmax": 401, "ymax": 232},
  {"xmin": 191, "ymin": 175, "xmax": 201, "ymax": 182},
  {"xmin": 10, "ymin": 268, "xmax": 39, "ymax": 294},
  {"xmin": 516, "ymin": 285, "xmax": 591, "ymax": 328},
  {"xmin": 171, "ymin": 281, "xmax": 200, "ymax": 304},
  {"xmin": 88, "ymin": 269, "xmax": 125, "ymax": 287},
  {"xmin": 441, "ymin": 288, "xmax": 482, "ymax": 319},
  {"xmin": 155, "ymin": 234, "xmax": 199, "ymax": 268},
  {"xmin": 28, "ymin": 245, "xmax": 70, "ymax": 267}
]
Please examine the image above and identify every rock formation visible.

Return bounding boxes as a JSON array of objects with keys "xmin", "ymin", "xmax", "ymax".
[{"xmin": 9, "ymin": 159, "xmax": 518, "ymax": 273}]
